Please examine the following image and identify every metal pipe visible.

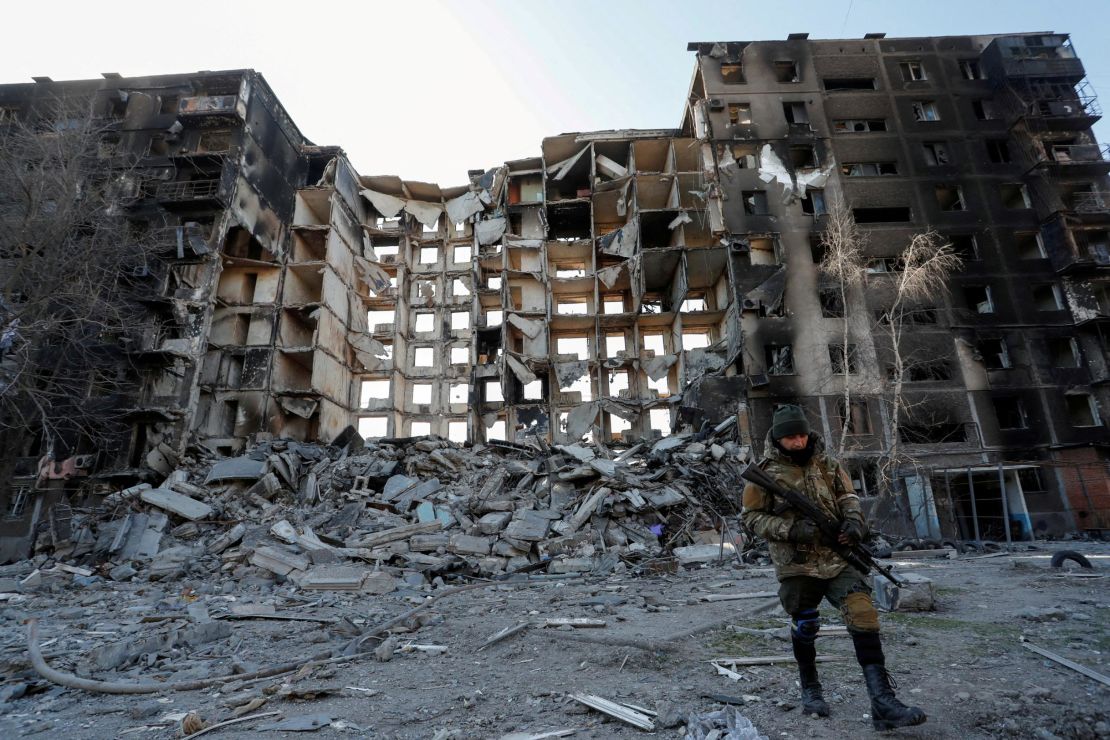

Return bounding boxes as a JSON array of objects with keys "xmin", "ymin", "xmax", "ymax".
[
  {"xmin": 967, "ymin": 467, "xmax": 981, "ymax": 546},
  {"xmin": 998, "ymin": 463, "xmax": 1013, "ymax": 551}
]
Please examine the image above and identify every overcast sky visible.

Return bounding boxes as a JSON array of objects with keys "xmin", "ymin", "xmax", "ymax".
[{"xmin": 5, "ymin": 0, "xmax": 1110, "ymax": 185}]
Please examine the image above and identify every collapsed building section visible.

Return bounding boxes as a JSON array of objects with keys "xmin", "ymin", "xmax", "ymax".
[{"xmin": 0, "ymin": 33, "xmax": 1108, "ymax": 561}]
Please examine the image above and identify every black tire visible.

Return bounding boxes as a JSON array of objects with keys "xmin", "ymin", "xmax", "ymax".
[
  {"xmin": 1050, "ymin": 550, "xmax": 1093, "ymax": 569},
  {"xmin": 942, "ymin": 539, "xmax": 967, "ymax": 554},
  {"xmin": 872, "ymin": 546, "xmax": 894, "ymax": 559}
]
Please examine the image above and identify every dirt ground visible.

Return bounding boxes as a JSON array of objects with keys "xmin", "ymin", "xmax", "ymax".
[{"xmin": 1, "ymin": 541, "xmax": 1108, "ymax": 739}]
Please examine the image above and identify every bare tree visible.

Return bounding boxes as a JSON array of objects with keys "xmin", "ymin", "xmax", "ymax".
[{"xmin": 0, "ymin": 94, "xmax": 158, "ymax": 468}]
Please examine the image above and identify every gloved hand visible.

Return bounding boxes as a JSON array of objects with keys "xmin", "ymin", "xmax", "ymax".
[
  {"xmin": 788, "ymin": 519, "xmax": 820, "ymax": 543},
  {"xmin": 838, "ymin": 518, "xmax": 865, "ymax": 546}
]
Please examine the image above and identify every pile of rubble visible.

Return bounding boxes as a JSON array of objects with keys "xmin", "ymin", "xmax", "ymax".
[{"xmin": 15, "ymin": 425, "xmax": 754, "ymax": 594}]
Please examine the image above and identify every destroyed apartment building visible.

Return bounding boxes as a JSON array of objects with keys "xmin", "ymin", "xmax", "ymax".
[{"xmin": 0, "ymin": 32, "xmax": 1108, "ymax": 563}]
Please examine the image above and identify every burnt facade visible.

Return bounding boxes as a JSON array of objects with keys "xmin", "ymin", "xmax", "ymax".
[{"xmin": 0, "ymin": 33, "xmax": 1107, "ymax": 560}]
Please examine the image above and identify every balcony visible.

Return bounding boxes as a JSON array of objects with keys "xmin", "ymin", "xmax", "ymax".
[
  {"xmin": 1032, "ymin": 143, "xmax": 1110, "ymax": 177},
  {"xmin": 1070, "ymin": 191, "xmax": 1110, "ymax": 214},
  {"xmin": 177, "ymin": 95, "xmax": 242, "ymax": 119},
  {"xmin": 997, "ymin": 42, "xmax": 1085, "ymax": 81},
  {"xmin": 155, "ymin": 179, "xmax": 225, "ymax": 204}
]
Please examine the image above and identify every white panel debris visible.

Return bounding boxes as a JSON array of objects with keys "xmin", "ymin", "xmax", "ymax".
[
  {"xmin": 445, "ymin": 191, "xmax": 485, "ymax": 225},
  {"xmin": 403, "ymin": 199, "xmax": 443, "ymax": 227},
  {"xmin": 477, "ymin": 217, "xmax": 508, "ymax": 245},
  {"xmin": 506, "ymin": 354, "xmax": 537, "ymax": 385},
  {"xmin": 507, "ymin": 313, "xmax": 543, "ymax": 338},
  {"xmin": 360, "ymin": 189, "xmax": 405, "ymax": 218}
]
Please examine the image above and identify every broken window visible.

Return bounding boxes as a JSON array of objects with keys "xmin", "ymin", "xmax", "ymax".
[
  {"xmin": 608, "ymin": 369, "xmax": 630, "ymax": 398},
  {"xmin": 196, "ymin": 129, "xmax": 232, "ymax": 153},
  {"xmin": 1065, "ymin": 394, "xmax": 1102, "ymax": 426},
  {"xmin": 412, "ymin": 383, "xmax": 433, "ymax": 405},
  {"xmin": 743, "ymin": 190, "xmax": 769, "ymax": 215},
  {"xmin": 415, "ymin": 313, "xmax": 435, "ymax": 333},
  {"xmin": 720, "ymin": 63, "xmax": 745, "ymax": 83},
  {"xmin": 452, "ymin": 278, "xmax": 470, "ymax": 297},
  {"xmin": 446, "ymin": 383, "xmax": 469, "ymax": 405},
  {"xmin": 681, "ymin": 295, "xmax": 707, "ymax": 312},
  {"xmin": 774, "ymin": 60, "xmax": 800, "ymax": 83},
  {"xmin": 522, "ymin": 380, "xmax": 543, "ymax": 400},
  {"xmin": 1015, "ymin": 231, "xmax": 1046, "ymax": 259},
  {"xmin": 978, "ymin": 338, "xmax": 1012, "ymax": 369},
  {"xmin": 819, "ymin": 288, "xmax": 844, "ymax": 318},
  {"xmin": 486, "ymin": 420, "xmax": 506, "ymax": 441},
  {"xmin": 912, "ymin": 100, "xmax": 941, "ymax": 122},
  {"xmin": 749, "ymin": 236, "xmax": 778, "ymax": 265},
  {"xmin": 357, "ymin": 416, "xmax": 388, "ymax": 439},
  {"xmin": 986, "ymin": 139, "xmax": 1012, "ymax": 163},
  {"xmin": 972, "ymin": 99, "xmax": 998, "ymax": 120},
  {"xmin": 448, "ymin": 421, "xmax": 467, "ymax": 443},
  {"xmin": 557, "ymin": 336, "xmax": 589, "ymax": 360},
  {"xmin": 367, "ymin": 309, "xmax": 394, "ymax": 330},
  {"xmin": 453, "ymin": 246, "xmax": 471, "ymax": 264},
  {"xmin": 960, "ymin": 59, "xmax": 984, "ymax": 80},
  {"xmin": 159, "ymin": 94, "xmax": 179, "ymax": 114},
  {"xmin": 782, "ymin": 102, "xmax": 809, "ymax": 125},
  {"xmin": 900, "ymin": 420, "xmax": 965, "ymax": 443},
  {"xmin": 900, "ymin": 61, "xmax": 927, "ymax": 82},
  {"xmin": 904, "ymin": 360, "xmax": 952, "ymax": 382},
  {"xmin": 948, "ymin": 234, "xmax": 979, "ymax": 261},
  {"xmin": 922, "ymin": 141, "xmax": 950, "ymax": 166},
  {"xmin": 451, "ymin": 311, "xmax": 469, "ymax": 330},
  {"xmin": 789, "ymin": 145, "xmax": 818, "ymax": 169},
  {"xmin": 833, "ymin": 119, "xmax": 887, "ymax": 132},
  {"xmin": 728, "ymin": 103, "xmax": 752, "ymax": 125},
  {"xmin": 1032, "ymin": 283, "xmax": 1064, "ymax": 311},
  {"xmin": 823, "ymin": 78, "xmax": 876, "ymax": 91},
  {"xmin": 841, "ymin": 162, "xmax": 898, "ymax": 176},
  {"xmin": 684, "ymin": 332, "xmax": 711, "ymax": 350},
  {"xmin": 557, "ymin": 299, "xmax": 589, "ymax": 315},
  {"xmin": 414, "ymin": 347, "xmax": 434, "ymax": 367},
  {"xmin": 829, "ymin": 344, "xmax": 858, "ymax": 374},
  {"xmin": 837, "ymin": 400, "xmax": 872, "ymax": 435},
  {"xmin": 419, "ymin": 247, "xmax": 438, "ymax": 264},
  {"xmin": 731, "ymin": 143, "xmax": 759, "ymax": 168},
  {"xmin": 801, "ymin": 190, "xmax": 827, "ymax": 215},
  {"xmin": 649, "ymin": 408, "xmax": 672, "ymax": 436},
  {"xmin": 993, "ymin": 396, "xmax": 1028, "ymax": 429},
  {"xmin": 411, "ymin": 421, "xmax": 432, "ymax": 436},
  {"xmin": 450, "ymin": 346, "xmax": 468, "ymax": 364},
  {"xmin": 485, "ymin": 309, "xmax": 502, "ymax": 326},
  {"xmin": 964, "ymin": 285, "xmax": 995, "ymax": 313},
  {"xmin": 853, "ymin": 207, "xmax": 912, "ymax": 223},
  {"xmin": 360, "ymin": 380, "xmax": 390, "ymax": 406},
  {"xmin": 1000, "ymin": 183, "xmax": 1032, "ymax": 209},
  {"xmin": 1047, "ymin": 337, "xmax": 1081, "ymax": 368},
  {"xmin": 487, "ymin": 275, "xmax": 502, "ymax": 290},
  {"xmin": 603, "ymin": 296, "xmax": 626, "ymax": 314},
  {"xmin": 485, "ymin": 380, "xmax": 503, "ymax": 403},
  {"xmin": 606, "ymin": 333, "xmax": 626, "ymax": 357},
  {"xmin": 935, "ymin": 184, "xmax": 966, "ymax": 211},
  {"xmin": 765, "ymin": 344, "xmax": 794, "ymax": 375},
  {"xmin": 642, "ymin": 333, "xmax": 666, "ymax": 355}
]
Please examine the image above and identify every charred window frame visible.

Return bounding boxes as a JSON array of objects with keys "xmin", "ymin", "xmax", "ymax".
[
  {"xmin": 972, "ymin": 99, "xmax": 999, "ymax": 120},
  {"xmin": 986, "ymin": 139, "xmax": 1012, "ymax": 163},
  {"xmin": 728, "ymin": 103, "xmax": 753, "ymax": 125},
  {"xmin": 1065, "ymin": 394, "xmax": 1102, "ymax": 427},
  {"xmin": 912, "ymin": 100, "xmax": 941, "ymax": 122},
  {"xmin": 922, "ymin": 141, "xmax": 951, "ymax": 166},
  {"xmin": 1032, "ymin": 283, "xmax": 1065, "ymax": 311},
  {"xmin": 801, "ymin": 189, "xmax": 827, "ymax": 216},
  {"xmin": 1000, "ymin": 183, "xmax": 1032, "ymax": 209},
  {"xmin": 5, "ymin": 486, "xmax": 30, "ymax": 518},
  {"xmin": 765, "ymin": 344, "xmax": 795, "ymax": 375},
  {"xmin": 743, "ymin": 190, "xmax": 770, "ymax": 215},
  {"xmin": 935, "ymin": 184, "xmax": 966, "ymax": 211},
  {"xmin": 964, "ymin": 285, "xmax": 995, "ymax": 314},
  {"xmin": 782, "ymin": 101, "xmax": 810, "ymax": 125},
  {"xmin": 960, "ymin": 59, "xmax": 984, "ymax": 80},
  {"xmin": 833, "ymin": 118, "xmax": 887, "ymax": 133},
  {"xmin": 1047, "ymin": 336, "xmax": 1081, "ymax": 368},
  {"xmin": 829, "ymin": 344, "xmax": 859, "ymax": 374},
  {"xmin": 978, "ymin": 338, "xmax": 1012, "ymax": 369},
  {"xmin": 902, "ymin": 359, "xmax": 953, "ymax": 382},
  {"xmin": 948, "ymin": 233, "xmax": 979, "ymax": 261},
  {"xmin": 819, "ymin": 287, "xmax": 844, "ymax": 318},
  {"xmin": 993, "ymin": 396, "xmax": 1029, "ymax": 429},
  {"xmin": 837, "ymin": 399, "xmax": 873, "ymax": 436},
  {"xmin": 1015, "ymin": 231, "xmax": 1047, "ymax": 260},
  {"xmin": 900, "ymin": 61, "xmax": 928, "ymax": 82},
  {"xmin": 842, "ymin": 162, "xmax": 899, "ymax": 176},
  {"xmin": 720, "ymin": 63, "xmax": 746, "ymax": 84},
  {"xmin": 773, "ymin": 60, "xmax": 800, "ymax": 83}
]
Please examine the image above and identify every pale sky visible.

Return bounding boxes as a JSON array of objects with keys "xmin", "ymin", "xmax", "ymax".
[{"xmin": 5, "ymin": 0, "xmax": 1110, "ymax": 185}]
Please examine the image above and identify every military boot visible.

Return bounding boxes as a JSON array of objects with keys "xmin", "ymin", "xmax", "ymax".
[
  {"xmin": 862, "ymin": 664, "xmax": 927, "ymax": 730},
  {"xmin": 797, "ymin": 660, "xmax": 830, "ymax": 717}
]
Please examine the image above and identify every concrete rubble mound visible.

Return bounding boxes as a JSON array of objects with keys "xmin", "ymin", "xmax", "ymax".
[{"xmin": 13, "ymin": 427, "xmax": 752, "ymax": 591}]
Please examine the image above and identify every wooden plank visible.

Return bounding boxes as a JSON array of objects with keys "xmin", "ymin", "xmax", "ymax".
[
  {"xmin": 478, "ymin": 622, "xmax": 531, "ymax": 651},
  {"xmin": 713, "ymin": 655, "xmax": 847, "ymax": 666},
  {"xmin": 140, "ymin": 488, "xmax": 213, "ymax": 521},
  {"xmin": 543, "ymin": 618, "xmax": 606, "ymax": 629},
  {"xmin": 1023, "ymin": 642, "xmax": 1110, "ymax": 687},
  {"xmin": 700, "ymin": 591, "xmax": 778, "ymax": 602},
  {"xmin": 346, "ymin": 520, "xmax": 441, "ymax": 549},
  {"xmin": 570, "ymin": 693, "xmax": 654, "ymax": 731}
]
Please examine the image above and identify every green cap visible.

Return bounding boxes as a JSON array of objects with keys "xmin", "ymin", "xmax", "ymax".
[{"xmin": 771, "ymin": 404, "xmax": 810, "ymax": 439}]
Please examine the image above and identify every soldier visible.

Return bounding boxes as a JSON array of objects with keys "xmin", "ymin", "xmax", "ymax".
[{"xmin": 742, "ymin": 404, "xmax": 926, "ymax": 731}]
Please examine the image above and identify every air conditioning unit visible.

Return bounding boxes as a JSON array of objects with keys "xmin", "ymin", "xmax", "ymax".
[
  {"xmin": 73, "ymin": 454, "xmax": 96, "ymax": 469},
  {"xmin": 379, "ymin": 254, "xmax": 397, "ymax": 264},
  {"xmin": 708, "ymin": 98, "xmax": 725, "ymax": 111},
  {"xmin": 748, "ymin": 373, "xmax": 770, "ymax": 388}
]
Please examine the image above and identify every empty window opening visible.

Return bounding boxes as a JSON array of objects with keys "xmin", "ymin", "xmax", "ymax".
[
  {"xmin": 485, "ymin": 380, "xmax": 503, "ymax": 403},
  {"xmin": 449, "ymin": 383, "xmax": 468, "ymax": 404},
  {"xmin": 451, "ymin": 346, "xmax": 469, "ymax": 364},
  {"xmin": 867, "ymin": 257, "xmax": 902, "ymax": 273},
  {"xmin": 684, "ymin": 332, "xmax": 711, "ymax": 350},
  {"xmin": 485, "ymin": 309, "xmax": 502, "ymax": 326},
  {"xmin": 681, "ymin": 296, "xmax": 707, "ymax": 312},
  {"xmin": 608, "ymin": 370, "xmax": 629, "ymax": 397},
  {"xmin": 986, "ymin": 139, "xmax": 1012, "ymax": 163},
  {"xmin": 411, "ymin": 421, "xmax": 432, "ymax": 436},
  {"xmin": 649, "ymin": 408, "xmax": 673, "ymax": 436},
  {"xmin": 557, "ymin": 299, "xmax": 589, "ymax": 315},
  {"xmin": 375, "ymin": 244, "xmax": 399, "ymax": 259},
  {"xmin": 452, "ymin": 279, "xmax": 470, "ymax": 297},
  {"xmin": 964, "ymin": 285, "xmax": 995, "ymax": 313},
  {"xmin": 912, "ymin": 100, "xmax": 940, "ymax": 122},
  {"xmin": 1066, "ymin": 394, "xmax": 1102, "ymax": 426},
  {"xmin": 609, "ymin": 414, "xmax": 631, "ymax": 439},
  {"xmin": 853, "ymin": 207, "xmax": 912, "ymax": 223},
  {"xmin": 993, "ymin": 397, "xmax": 1028, "ymax": 429},
  {"xmin": 972, "ymin": 99, "xmax": 998, "ymax": 120},
  {"xmin": 1033, "ymin": 284, "xmax": 1064, "ymax": 311},
  {"xmin": 642, "ymin": 333, "xmax": 666, "ymax": 355},
  {"xmin": 647, "ymin": 371, "xmax": 670, "ymax": 397},
  {"xmin": 948, "ymin": 234, "xmax": 979, "ymax": 260},
  {"xmin": 414, "ymin": 347, "xmax": 435, "ymax": 367},
  {"xmin": 960, "ymin": 59, "xmax": 984, "ymax": 80},
  {"xmin": 904, "ymin": 360, "xmax": 952, "ymax": 382},
  {"xmin": 900, "ymin": 61, "xmax": 927, "ymax": 82},
  {"xmin": 360, "ymin": 380, "xmax": 391, "ymax": 406},
  {"xmin": 1048, "ymin": 337, "xmax": 1081, "ymax": 368},
  {"xmin": 829, "ymin": 344, "xmax": 858, "ymax": 374},
  {"xmin": 451, "ymin": 311, "xmax": 470, "ymax": 330},
  {"xmin": 487, "ymin": 275, "xmax": 502, "ymax": 290},
  {"xmin": 837, "ymin": 400, "xmax": 873, "ymax": 436},
  {"xmin": 833, "ymin": 118, "xmax": 886, "ymax": 132},
  {"xmin": 823, "ymin": 78, "xmax": 876, "ymax": 91},
  {"xmin": 789, "ymin": 146, "xmax": 818, "ymax": 169},
  {"xmin": 1000, "ymin": 183, "xmax": 1032, "ymax": 209},
  {"xmin": 606, "ymin": 333, "xmax": 626, "ymax": 357},
  {"xmin": 415, "ymin": 313, "xmax": 435, "ymax": 333},
  {"xmin": 453, "ymin": 246, "xmax": 471, "ymax": 263},
  {"xmin": 412, "ymin": 383, "xmax": 432, "ymax": 405},
  {"xmin": 486, "ymin": 420, "xmax": 506, "ymax": 441},
  {"xmin": 819, "ymin": 288, "xmax": 844, "ymax": 317},
  {"xmin": 782, "ymin": 102, "xmax": 809, "ymax": 125},
  {"xmin": 555, "ymin": 262, "xmax": 587, "ymax": 278},
  {"xmin": 557, "ymin": 336, "xmax": 589, "ymax": 360},
  {"xmin": 730, "ymin": 142, "xmax": 759, "ymax": 168},
  {"xmin": 936, "ymin": 184, "xmax": 966, "ymax": 211},
  {"xmin": 922, "ymin": 141, "xmax": 950, "ymax": 166},
  {"xmin": 720, "ymin": 63, "xmax": 745, "ymax": 83},
  {"xmin": 447, "ymin": 420, "xmax": 467, "ymax": 442},
  {"xmin": 979, "ymin": 339, "xmax": 1011, "ymax": 369},
  {"xmin": 728, "ymin": 103, "xmax": 752, "ymax": 125},
  {"xmin": 774, "ymin": 60, "xmax": 800, "ymax": 83},
  {"xmin": 842, "ymin": 162, "xmax": 898, "ymax": 176},
  {"xmin": 749, "ymin": 236, "xmax": 778, "ymax": 265},
  {"xmin": 368, "ymin": 309, "xmax": 394, "ymax": 329},
  {"xmin": 562, "ymin": 373, "xmax": 593, "ymax": 402},
  {"xmin": 419, "ymin": 247, "xmax": 438, "ymax": 264},
  {"xmin": 801, "ymin": 190, "xmax": 827, "ymax": 215},
  {"xmin": 1015, "ymin": 232, "xmax": 1046, "ymax": 259},
  {"xmin": 421, "ymin": 218, "xmax": 439, "ymax": 235},
  {"xmin": 766, "ymin": 344, "xmax": 794, "ymax": 375},
  {"xmin": 414, "ymin": 280, "xmax": 437, "ymax": 299},
  {"xmin": 603, "ymin": 296, "xmax": 626, "ymax": 314},
  {"xmin": 357, "ymin": 416, "xmax": 388, "ymax": 439},
  {"xmin": 523, "ymin": 380, "xmax": 543, "ymax": 400},
  {"xmin": 743, "ymin": 190, "xmax": 769, "ymax": 215},
  {"xmin": 900, "ymin": 420, "xmax": 965, "ymax": 444}
]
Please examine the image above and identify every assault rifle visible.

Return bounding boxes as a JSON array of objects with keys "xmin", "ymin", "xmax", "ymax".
[{"xmin": 740, "ymin": 462, "xmax": 905, "ymax": 587}]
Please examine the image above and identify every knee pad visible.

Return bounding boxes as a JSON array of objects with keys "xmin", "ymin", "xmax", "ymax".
[
  {"xmin": 842, "ymin": 591, "xmax": 880, "ymax": 632},
  {"xmin": 791, "ymin": 608, "xmax": 821, "ymax": 643}
]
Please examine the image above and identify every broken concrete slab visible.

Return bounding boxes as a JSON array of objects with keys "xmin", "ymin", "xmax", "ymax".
[
  {"xmin": 205, "ymin": 457, "xmax": 265, "ymax": 484},
  {"xmin": 448, "ymin": 534, "xmax": 492, "ymax": 556},
  {"xmin": 139, "ymin": 488, "xmax": 213, "ymax": 521},
  {"xmin": 249, "ymin": 546, "xmax": 310, "ymax": 576},
  {"xmin": 872, "ymin": 571, "xmax": 935, "ymax": 612}
]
